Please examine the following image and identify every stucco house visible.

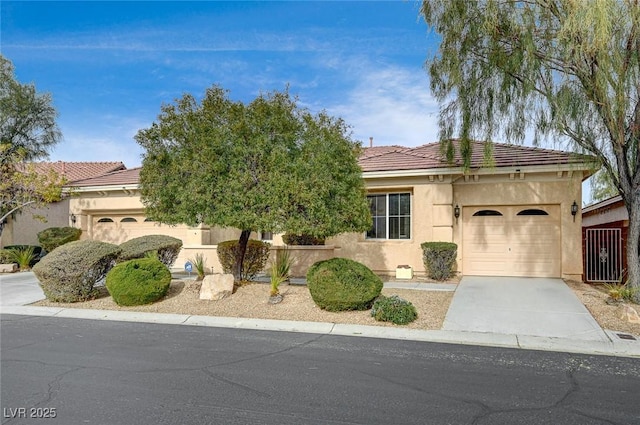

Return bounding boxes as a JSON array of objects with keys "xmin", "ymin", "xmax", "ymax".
[
  {"xmin": 59, "ymin": 140, "xmax": 594, "ymax": 280},
  {"xmin": 1, "ymin": 161, "xmax": 125, "ymax": 248}
]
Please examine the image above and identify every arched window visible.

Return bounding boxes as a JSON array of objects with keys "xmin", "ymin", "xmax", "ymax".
[
  {"xmin": 120, "ymin": 217, "xmax": 137, "ymax": 223},
  {"xmin": 143, "ymin": 218, "xmax": 155, "ymax": 222},
  {"xmin": 517, "ymin": 209, "xmax": 549, "ymax": 216},
  {"xmin": 473, "ymin": 210, "xmax": 503, "ymax": 216},
  {"xmin": 97, "ymin": 218, "xmax": 114, "ymax": 223}
]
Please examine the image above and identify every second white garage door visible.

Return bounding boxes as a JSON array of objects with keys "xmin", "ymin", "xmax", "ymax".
[{"xmin": 462, "ymin": 205, "xmax": 561, "ymax": 277}]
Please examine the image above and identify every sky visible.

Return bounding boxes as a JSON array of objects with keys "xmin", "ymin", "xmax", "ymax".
[
  {"xmin": 1, "ymin": 0, "xmax": 595, "ymax": 201},
  {"xmin": 1, "ymin": 0, "xmax": 440, "ymax": 169}
]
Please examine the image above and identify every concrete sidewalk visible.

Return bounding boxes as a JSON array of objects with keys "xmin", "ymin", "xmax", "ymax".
[{"xmin": 1, "ymin": 272, "xmax": 639, "ymax": 358}]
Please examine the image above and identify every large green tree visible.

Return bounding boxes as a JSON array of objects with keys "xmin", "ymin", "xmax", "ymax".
[
  {"xmin": 422, "ymin": 0, "xmax": 640, "ymax": 298},
  {"xmin": 135, "ymin": 86, "xmax": 371, "ymax": 280},
  {"xmin": 0, "ymin": 55, "xmax": 63, "ymax": 237}
]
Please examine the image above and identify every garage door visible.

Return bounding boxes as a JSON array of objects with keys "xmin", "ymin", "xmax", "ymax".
[{"xmin": 462, "ymin": 205, "xmax": 561, "ymax": 277}]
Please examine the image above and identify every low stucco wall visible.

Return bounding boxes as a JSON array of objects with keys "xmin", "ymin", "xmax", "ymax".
[{"xmin": 175, "ymin": 244, "xmax": 336, "ymax": 278}]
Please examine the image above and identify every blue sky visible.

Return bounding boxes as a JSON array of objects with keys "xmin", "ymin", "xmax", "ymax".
[{"xmin": 1, "ymin": 0, "xmax": 441, "ymax": 168}]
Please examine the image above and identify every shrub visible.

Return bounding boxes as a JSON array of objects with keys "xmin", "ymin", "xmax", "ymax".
[
  {"xmin": 37, "ymin": 227, "xmax": 82, "ymax": 252},
  {"xmin": 188, "ymin": 253, "xmax": 207, "ymax": 280},
  {"xmin": 282, "ymin": 233, "xmax": 325, "ymax": 246},
  {"xmin": 217, "ymin": 239, "xmax": 271, "ymax": 281},
  {"xmin": 32, "ymin": 240, "xmax": 120, "ymax": 302},
  {"xmin": 421, "ymin": 242, "xmax": 457, "ymax": 281},
  {"xmin": 1, "ymin": 246, "xmax": 37, "ymax": 270},
  {"xmin": 268, "ymin": 247, "xmax": 293, "ymax": 297},
  {"xmin": 106, "ymin": 258, "xmax": 171, "ymax": 306},
  {"xmin": 603, "ymin": 282, "xmax": 638, "ymax": 302},
  {"xmin": 371, "ymin": 295, "xmax": 418, "ymax": 325},
  {"xmin": 1, "ymin": 245, "xmax": 43, "ymax": 268},
  {"xmin": 306, "ymin": 257, "xmax": 383, "ymax": 311},
  {"xmin": 118, "ymin": 235, "xmax": 183, "ymax": 268}
]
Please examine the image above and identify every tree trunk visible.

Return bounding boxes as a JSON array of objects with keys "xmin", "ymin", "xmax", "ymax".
[
  {"xmin": 626, "ymin": 197, "xmax": 640, "ymax": 302},
  {"xmin": 233, "ymin": 230, "xmax": 251, "ymax": 282}
]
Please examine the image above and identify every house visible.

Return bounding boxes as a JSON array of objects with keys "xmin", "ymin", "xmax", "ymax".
[
  {"xmin": 62, "ymin": 140, "xmax": 595, "ymax": 280},
  {"xmin": 582, "ymin": 195, "xmax": 628, "ymax": 283},
  {"xmin": 1, "ymin": 161, "xmax": 126, "ymax": 248}
]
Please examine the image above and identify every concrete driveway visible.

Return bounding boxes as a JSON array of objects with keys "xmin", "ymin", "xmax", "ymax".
[
  {"xmin": 443, "ymin": 276, "xmax": 609, "ymax": 342},
  {"xmin": 0, "ymin": 272, "xmax": 45, "ymax": 307}
]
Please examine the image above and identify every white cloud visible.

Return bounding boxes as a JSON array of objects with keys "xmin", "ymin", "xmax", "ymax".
[{"xmin": 324, "ymin": 63, "xmax": 441, "ymax": 147}]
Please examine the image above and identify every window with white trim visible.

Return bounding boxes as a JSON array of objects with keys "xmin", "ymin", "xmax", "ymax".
[{"xmin": 366, "ymin": 193, "xmax": 411, "ymax": 239}]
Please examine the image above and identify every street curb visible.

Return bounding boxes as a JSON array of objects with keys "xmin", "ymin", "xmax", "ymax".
[{"xmin": 2, "ymin": 305, "xmax": 639, "ymax": 358}]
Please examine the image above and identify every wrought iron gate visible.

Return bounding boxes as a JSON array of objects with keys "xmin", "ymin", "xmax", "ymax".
[{"xmin": 585, "ymin": 228, "xmax": 623, "ymax": 282}]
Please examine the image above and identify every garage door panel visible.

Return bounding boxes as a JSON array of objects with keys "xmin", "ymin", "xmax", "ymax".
[{"xmin": 463, "ymin": 205, "xmax": 561, "ymax": 278}]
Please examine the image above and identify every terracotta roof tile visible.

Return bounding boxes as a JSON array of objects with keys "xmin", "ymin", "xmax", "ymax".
[
  {"xmin": 69, "ymin": 167, "xmax": 141, "ymax": 187},
  {"xmin": 359, "ymin": 140, "xmax": 594, "ymax": 172},
  {"xmin": 26, "ymin": 161, "xmax": 126, "ymax": 183}
]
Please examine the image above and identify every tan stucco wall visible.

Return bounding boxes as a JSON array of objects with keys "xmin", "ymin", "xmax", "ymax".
[
  {"xmin": 1, "ymin": 199, "xmax": 70, "ymax": 248},
  {"xmin": 330, "ymin": 176, "xmax": 454, "ymax": 277},
  {"xmin": 453, "ymin": 172, "xmax": 584, "ymax": 280}
]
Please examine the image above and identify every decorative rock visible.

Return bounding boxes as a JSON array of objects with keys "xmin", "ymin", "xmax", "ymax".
[
  {"xmin": 0, "ymin": 263, "xmax": 17, "ymax": 273},
  {"xmin": 199, "ymin": 273, "xmax": 235, "ymax": 301},
  {"xmin": 618, "ymin": 305, "xmax": 640, "ymax": 324},
  {"xmin": 268, "ymin": 294, "xmax": 284, "ymax": 304}
]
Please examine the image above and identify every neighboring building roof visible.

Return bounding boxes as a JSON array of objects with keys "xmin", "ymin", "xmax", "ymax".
[
  {"xmin": 26, "ymin": 161, "xmax": 126, "ymax": 183},
  {"xmin": 582, "ymin": 195, "xmax": 624, "ymax": 215},
  {"xmin": 359, "ymin": 140, "xmax": 595, "ymax": 173},
  {"xmin": 69, "ymin": 167, "xmax": 141, "ymax": 187}
]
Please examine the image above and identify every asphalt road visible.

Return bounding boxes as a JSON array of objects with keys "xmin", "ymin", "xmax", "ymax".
[{"xmin": 2, "ymin": 314, "xmax": 639, "ymax": 425}]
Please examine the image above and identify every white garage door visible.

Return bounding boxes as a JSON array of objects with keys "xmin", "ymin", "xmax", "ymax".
[{"xmin": 462, "ymin": 205, "xmax": 561, "ymax": 277}]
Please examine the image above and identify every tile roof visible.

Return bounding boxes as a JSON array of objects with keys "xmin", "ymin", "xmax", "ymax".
[
  {"xmin": 58, "ymin": 140, "xmax": 594, "ymax": 189},
  {"xmin": 69, "ymin": 167, "xmax": 141, "ymax": 187},
  {"xmin": 358, "ymin": 140, "xmax": 594, "ymax": 172},
  {"xmin": 26, "ymin": 161, "xmax": 126, "ymax": 183}
]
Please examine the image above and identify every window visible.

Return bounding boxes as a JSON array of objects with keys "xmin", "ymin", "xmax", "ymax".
[
  {"xmin": 260, "ymin": 231, "xmax": 273, "ymax": 241},
  {"xmin": 366, "ymin": 193, "xmax": 411, "ymax": 239},
  {"xmin": 97, "ymin": 218, "xmax": 114, "ymax": 223},
  {"xmin": 120, "ymin": 217, "xmax": 137, "ymax": 223},
  {"xmin": 473, "ymin": 210, "xmax": 503, "ymax": 216},
  {"xmin": 517, "ymin": 209, "xmax": 548, "ymax": 216}
]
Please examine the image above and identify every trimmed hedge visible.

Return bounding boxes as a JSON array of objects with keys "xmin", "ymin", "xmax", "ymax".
[
  {"xmin": 217, "ymin": 239, "xmax": 271, "ymax": 281},
  {"xmin": 37, "ymin": 227, "xmax": 82, "ymax": 252},
  {"xmin": 306, "ymin": 257, "xmax": 382, "ymax": 311},
  {"xmin": 421, "ymin": 242, "xmax": 457, "ymax": 281},
  {"xmin": 371, "ymin": 295, "xmax": 417, "ymax": 325},
  {"xmin": 282, "ymin": 233, "xmax": 325, "ymax": 246},
  {"xmin": 118, "ymin": 235, "xmax": 183, "ymax": 268},
  {"xmin": 106, "ymin": 258, "xmax": 171, "ymax": 306},
  {"xmin": 32, "ymin": 240, "xmax": 120, "ymax": 302}
]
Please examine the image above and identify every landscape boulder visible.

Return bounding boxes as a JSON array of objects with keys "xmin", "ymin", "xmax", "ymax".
[
  {"xmin": 199, "ymin": 274, "xmax": 235, "ymax": 301},
  {"xmin": 0, "ymin": 263, "xmax": 17, "ymax": 273},
  {"xmin": 617, "ymin": 304, "xmax": 640, "ymax": 324}
]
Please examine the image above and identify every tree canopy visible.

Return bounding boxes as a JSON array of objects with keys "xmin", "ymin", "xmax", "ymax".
[
  {"xmin": 421, "ymin": 0, "xmax": 640, "ymax": 297},
  {"xmin": 135, "ymin": 86, "xmax": 371, "ymax": 280},
  {"xmin": 0, "ymin": 55, "xmax": 64, "ymax": 236}
]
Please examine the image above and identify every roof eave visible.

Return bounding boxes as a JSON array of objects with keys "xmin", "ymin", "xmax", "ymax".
[{"xmin": 362, "ymin": 162, "xmax": 594, "ymax": 180}]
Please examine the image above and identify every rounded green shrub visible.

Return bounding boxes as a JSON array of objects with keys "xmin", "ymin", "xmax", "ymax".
[
  {"xmin": 37, "ymin": 227, "xmax": 82, "ymax": 252},
  {"xmin": 282, "ymin": 233, "xmax": 325, "ymax": 246},
  {"xmin": 217, "ymin": 239, "xmax": 271, "ymax": 281},
  {"xmin": 306, "ymin": 257, "xmax": 383, "ymax": 311},
  {"xmin": 371, "ymin": 295, "xmax": 418, "ymax": 325},
  {"xmin": 106, "ymin": 258, "xmax": 171, "ymax": 306},
  {"xmin": 32, "ymin": 240, "xmax": 120, "ymax": 302},
  {"xmin": 421, "ymin": 241, "xmax": 457, "ymax": 281},
  {"xmin": 118, "ymin": 235, "xmax": 183, "ymax": 268}
]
